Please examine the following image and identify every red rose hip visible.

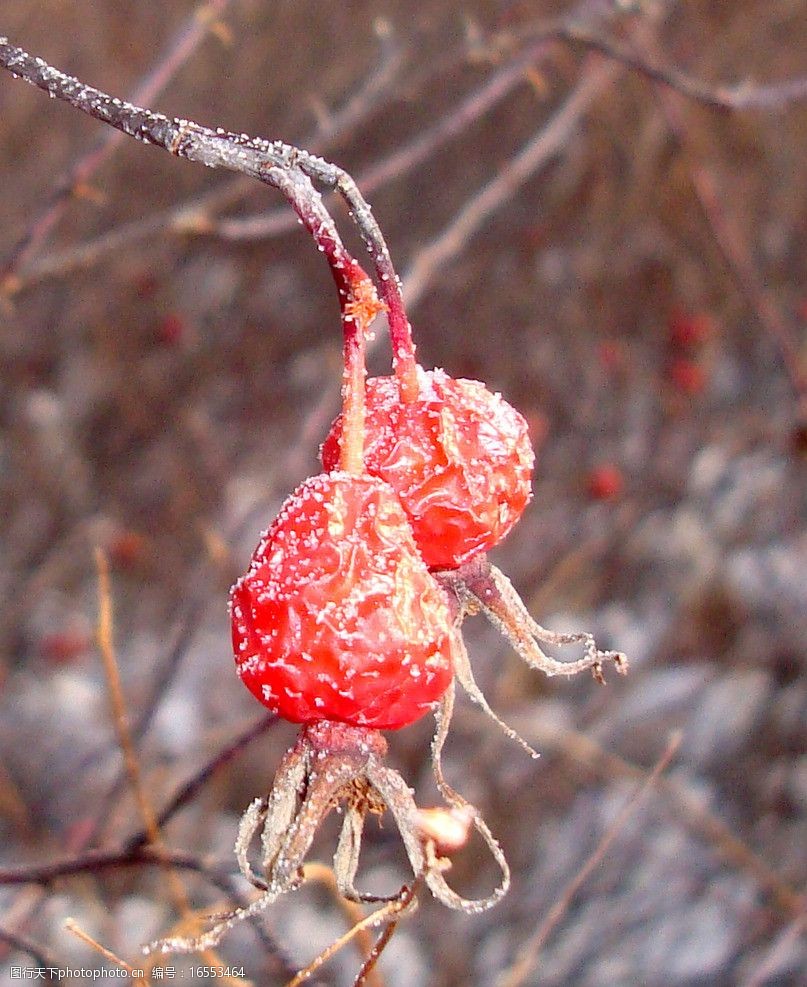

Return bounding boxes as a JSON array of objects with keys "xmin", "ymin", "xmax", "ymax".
[
  {"xmin": 321, "ymin": 368, "xmax": 534, "ymax": 569},
  {"xmin": 231, "ymin": 471, "xmax": 454, "ymax": 729}
]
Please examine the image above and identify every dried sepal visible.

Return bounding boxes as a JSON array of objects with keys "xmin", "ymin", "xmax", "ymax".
[
  {"xmin": 424, "ymin": 679, "xmax": 511, "ymax": 913},
  {"xmin": 144, "ymin": 716, "xmax": 510, "ymax": 958},
  {"xmin": 143, "ymin": 880, "xmax": 285, "ymax": 957},
  {"xmin": 449, "ymin": 625, "xmax": 539, "ymax": 758},
  {"xmin": 258, "ymin": 741, "xmax": 309, "ymax": 879},
  {"xmin": 333, "ymin": 802, "xmax": 367, "ymax": 901},
  {"xmin": 235, "ymin": 795, "xmax": 269, "ymax": 890},
  {"xmin": 437, "ymin": 555, "xmax": 628, "ymax": 683}
]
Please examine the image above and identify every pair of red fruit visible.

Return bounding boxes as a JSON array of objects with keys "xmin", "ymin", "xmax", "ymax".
[{"xmin": 231, "ymin": 363, "xmax": 535, "ymax": 731}]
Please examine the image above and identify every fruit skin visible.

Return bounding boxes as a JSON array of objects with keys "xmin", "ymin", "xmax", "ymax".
[
  {"xmin": 230, "ymin": 471, "xmax": 454, "ymax": 729},
  {"xmin": 321, "ymin": 368, "xmax": 534, "ymax": 569}
]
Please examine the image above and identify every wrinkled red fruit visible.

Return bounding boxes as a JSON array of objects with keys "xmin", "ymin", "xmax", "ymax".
[
  {"xmin": 231, "ymin": 471, "xmax": 454, "ymax": 729},
  {"xmin": 321, "ymin": 368, "xmax": 534, "ymax": 569}
]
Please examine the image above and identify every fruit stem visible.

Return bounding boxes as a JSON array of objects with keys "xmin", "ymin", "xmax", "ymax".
[
  {"xmin": 330, "ymin": 174, "xmax": 420, "ymax": 402},
  {"xmin": 340, "ymin": 298, "xmax": 368, "ymax": 476},
  {"xmin": 271, "ymin": 170, "xmax": 384, "ymax": 474},
  {"xmin": 379, "ymin": 264, "xmax": 420, "ymax": 403},
  {"xmin": 337, "ymin": 270, "xmax": 386, "ymax": 473}
]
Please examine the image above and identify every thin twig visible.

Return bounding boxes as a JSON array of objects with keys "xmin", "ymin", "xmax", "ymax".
[
  {"xmin": 6, "ymin": 25, "xmax": 420, "ymax": 290},
  {"xmin": 519, "ymin": 719, "xmax": 806, "ymax": 919},
  {"xmin": 0, "ymin": 846, "xmax": 300, "ymax": 978},
  {"xmin": 285, "ymin": 881, "xmax": 419, "ymax": 987},
  {"xmin": 95, "ymin": 550, "xmax": 163, "ymax": 848},
  {"xmin": 125, "ymin": 712, "xmax": 279, "ymax": 852},
  {"xmin": 0, "ymin": 887, "xmax": 48, "ymax": 966},
  {"xmin": 0, "ymin": 757, "xmax": 34, "ymax": 839},
  {"xmin": 7, "ymin": 41, "xmax": 539, "ymax": 287},
  {"xmin": 740, "ymin": 912, "xmax": 807, "ymax": 987},
  {"xmin": 216, "ymin": 13, "xmax": 807, "ymax": 244},
  {"xmin": 351, "ymin": 883, "xmax": 418, "ymax": 987},
  {"xmin": 95, "ymin": 551, "xmax": 239, "ymax": 981},
  {"xmin": 625, "ymin": 20, "xmax": 807, "ymax": 421},
  {"xmin": 0, "ymin": 925, "xmax": 63, "ymax": 973},
  {"xmin": 402, "ymin": 55, "xmax": 619, "ymax": 310},
  {"xmin": 0, "ymin": 765, "xmax": 297, "ymax": 978},
  {"xmin": 65, "ymin": 918, "xmax": 149, "ymax": 985},
  {"xmin": 308, "ymin": 21, "xmax": 404, "ymax": 142},
  {"xmin": 215, "ymin": 32, "xmax": 556, "ymax": 243},
  {"xmin": 7, "ymin": 13, "xmax": 805, "ymax": 296},
  {"xmin": 303, "ymin": 863, "xmax": 385, "ymax": 987},
  {"xmin": 0, "ymin": 15, "xmax": 488, "ymax": 292},
  {"xmin": 0, "ymin": 43, "xmax": 342, "ymax": 243},
  {"xmin": 71, "ymin": 586, "xmax": 236, "ymax": 847},
  {"xmin": 223, "ymin": 19, "xmax": 807, "ymax": 241},
  {"xmin": 513, "ymin": 22, "xmax": 807, "ymax": 111},
  {"xmin": 496, "ymin": 732, "xmax": 682, "ymax": 987},
  {"xmin": 0, "ymin": 844, "xmax": 216, "ymax": 886},
  {"xmin": 0, "ymin": 0, "xmax": 234, "ymax": 290},
  {"xmin": 0, "ymin": 37, "xmax": 410, "ymax": 375}
]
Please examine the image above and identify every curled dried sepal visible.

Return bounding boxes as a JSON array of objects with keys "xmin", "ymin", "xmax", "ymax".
[
  {"xmin": 364, "ymin": 754, "xmax": 509, "ymax": 914},
  {"xmin": 418, "ymin": 679, "xmax": 510, "ymax": 912},
  {"xmin": 143, "ymin": 718, "xmax": 510, "ymax": 957},
  {"xmin": 448, "ymin": 625, "xmax": 539, "ymax": 759},
  {"xmin": 430, "ymin": 554, "xmax": 627, "ymax": 758},
  {"xmin": 437, "ymin": 555, "xmax": 628, "ymax": 684}
]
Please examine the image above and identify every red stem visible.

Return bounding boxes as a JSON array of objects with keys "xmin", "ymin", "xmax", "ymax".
[
  {"xmin": 271, "ymin": 170, "xmax": 380, "ymax": 473},
  {"xmin": 375, "ymin": 253, "xmax": 420, "ymax": 401},
  {"xmin": 339, "ymin": 307, "xmax": 367, "ymax": 475},
  {"xmin": 329, "ymin": 174, "xmax": 420, "ymax": 401}
]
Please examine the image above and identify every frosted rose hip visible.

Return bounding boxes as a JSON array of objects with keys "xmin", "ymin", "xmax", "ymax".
[
  {"xmin": 230, "ymin": 471, "xmax": 454, "ymax": 729},
  {"xmin": 321, "ymin": 368, "xmax": 534, "ymax": 568}
]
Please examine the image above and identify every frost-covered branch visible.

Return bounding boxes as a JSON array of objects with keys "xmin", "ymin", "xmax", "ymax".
[{"xmin": 0, "ymin": 36, "xmax": 417, "ymax": 378}]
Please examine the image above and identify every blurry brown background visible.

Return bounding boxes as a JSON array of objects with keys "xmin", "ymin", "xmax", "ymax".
[{"xmin": 1, "ymin": 1, "xmax": 805, "ymax": 984}]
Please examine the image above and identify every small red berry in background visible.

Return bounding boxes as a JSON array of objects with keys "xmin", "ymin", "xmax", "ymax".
[
  {"xmin": 321, "ymin": 367, "xmax": 534, "ymax": 569},
  {"xmin": 668, "ymin": 308, "xmax": 715, "ymax": 349},
  {"xmin": 668, "ymin": 357, "xmax": 707, "ymax": 396},
  {"xmin": 154, "ymin": 311, "xmax": 188, "ymax": 347},
  {"xmin": 586, "ymin": 464, "xmax": 624, "ymax": 501},
  {"xmin": 231, "ymin": 471, "xmax": 454, "ymax": 729},
  {"xmin": 39, "ymin": 627, "xmax": 91, "ymax": 665},
  {"xmin": 108, "ymin": 529, "xmax": 147, "ymax": 570}
]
